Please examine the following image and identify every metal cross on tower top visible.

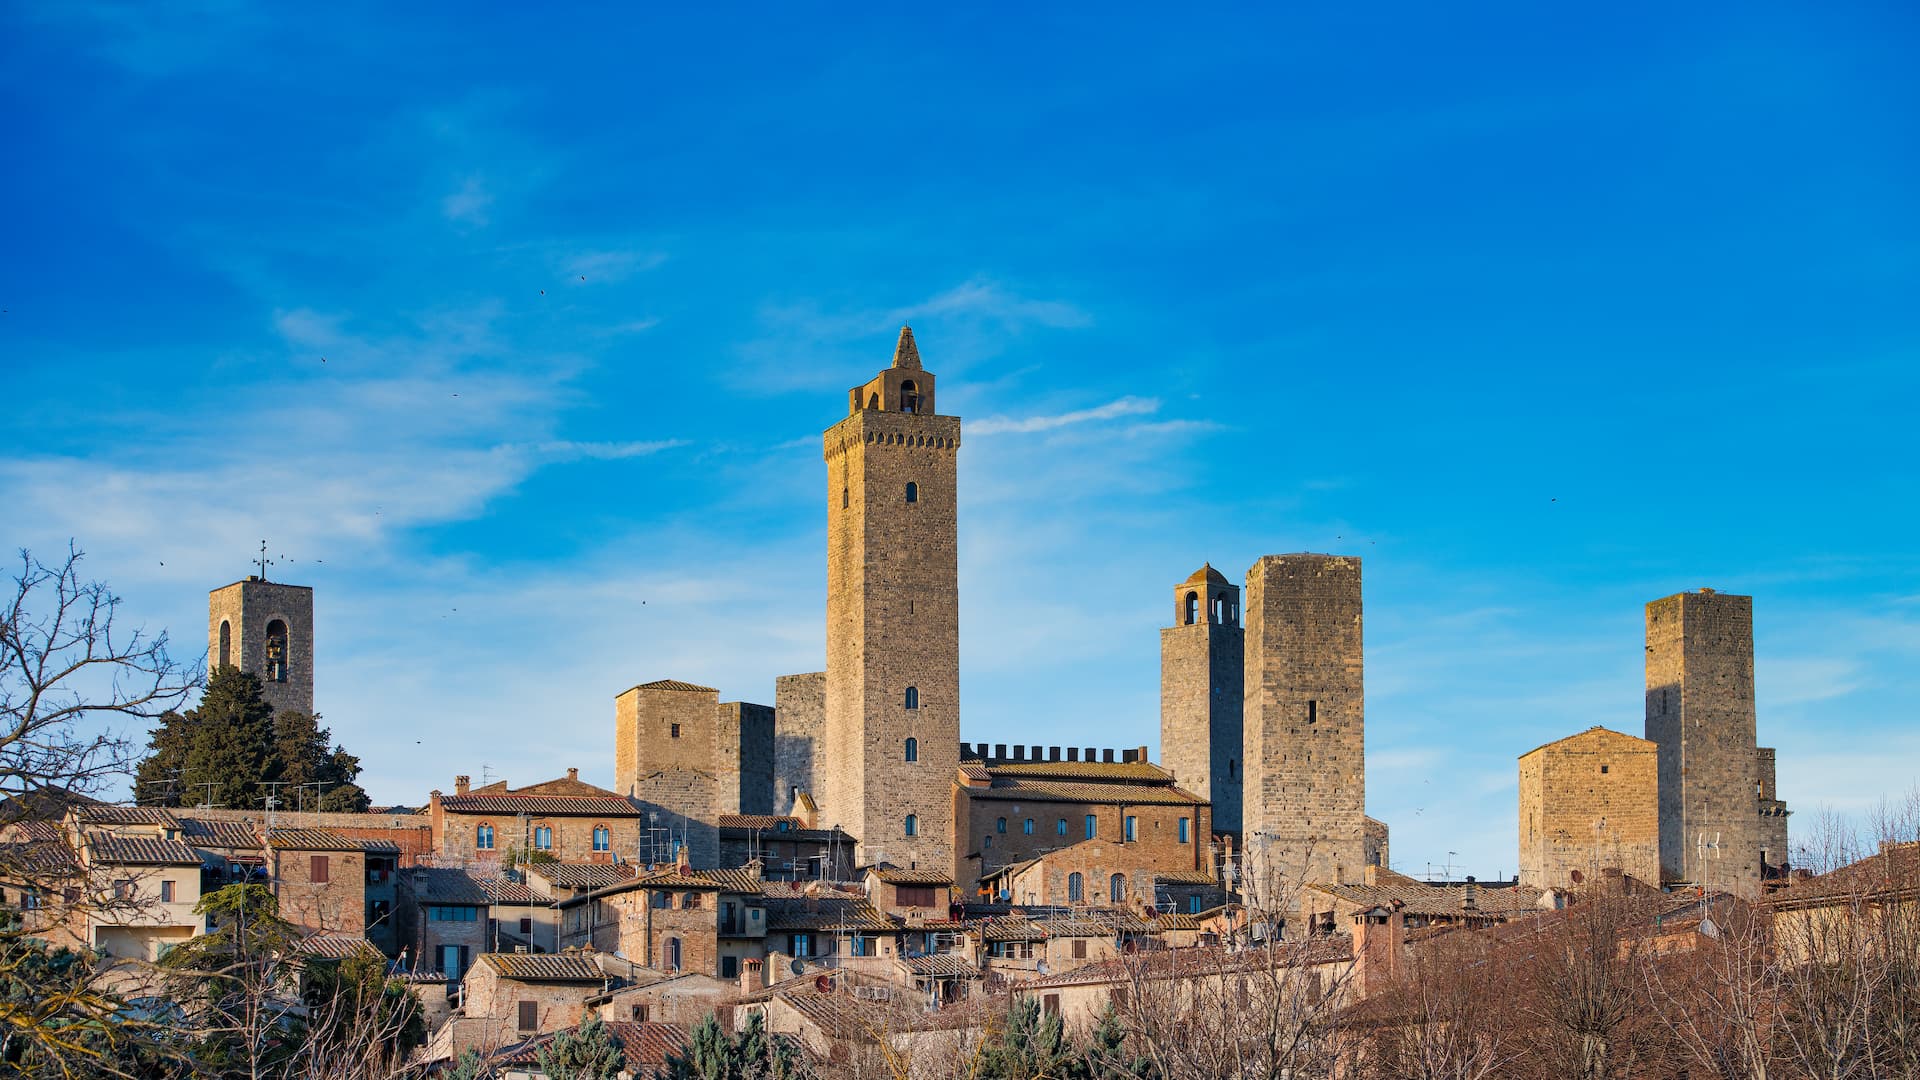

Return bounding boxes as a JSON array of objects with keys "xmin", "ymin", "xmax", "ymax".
[{"xmin": 257, "ymin": 540, "xmax": 274, "ymax": 581}]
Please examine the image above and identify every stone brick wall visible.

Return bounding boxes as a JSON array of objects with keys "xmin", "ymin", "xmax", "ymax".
[
  {"xmin": 207, "ymin": 577, "xmax": 314, "ymax": 717},
  {"xmin": 718, "ymin": 702, "xmax": 776, "ymax": 816},
  {"xmin": 630, "ymin": 771, "xmax": 720, "ymax": 868},
  {"xmin": 616, "ymin": 684, "xmax": 722, "ymax": 795},
  {"xmin": 1001, "ymin": 838, "xmax": 1159, "ymax": 908},
  {"xmin": 1517, "ymin": 727, "xmax": 1660, "ymax": 888},
  {"xmin": 773, "ymin": 672, "xmax": 826, "ymax": 813},
  {"xmin": 463, "ymin": 963, "xmax": 597, "ymax": 1037},
  {"xmin": 1756, "ymin": 747, "xmax": 1791, "ymax": 871},
  {"xmin": 435, "ymin": 807, "xmax": 642, "ymax": 867},
  {"xmin": 1645, "ymin": 590, "xmax": 1761, "ymax": 895},
  {"xmin": 1160, "ymin": 572, "xmax": 1244, "ymax": 834},
  {"xmin": 273, "ymin": 848, "xmax": 365, "ymax": 935},
  {"xmin": 823, "ymin": 346, "xmax": 962, "ymax": 876},
  {"xmin": 967, "ymin": 798, "xmax": 1209, "ymax": 882},
  {"xmin": 561, "ymin": 888, "xmax": 721, "ymax": 976},
  {"xmin": 1243, "ymin": 555, "xmax": 1366, "ymax": 888}
]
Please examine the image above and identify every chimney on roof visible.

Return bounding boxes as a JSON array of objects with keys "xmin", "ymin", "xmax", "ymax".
[
  {"xmin": 1138, "ymin": 745, "xmax": 1149, "ymax": 762},
  {"xmin": 567, "ymin": 767, "xmax": 579, "ymax": 782},
  {"xmin": 454, "ymin": 776, "xmax": 470, "ymax": 796},
  {"xmin": 1013, "ymin": 746, "xmax": 1026, "ymax": 761},
  {"xmin": 741, "ymin": 957, "xmax": 764, "ymax": 995},
  {"xmin": 1122, "ymin": 749, "xmax": 1137, "ymax": 764},
  {"xmin": 1085, "ymin": 747, "xmax": 1096, "ymax": 763},
  {"xmin": 1067, "ymin": 748, "xmax": 1080, "ymax": 762},
  {"xmin": 994, "ymin": 744, "xmax": 1007, "ymax": 760},
  {"xmin": 1049, "ymin": 746, "xmax": 1061, "ymax": 761},
  {"xmin": 1102, "ymin": 749, "xmax": 1115, "ymax": 763},
  {"xmin": 1352, "ymin": 899, "xmax": 1406, "ymax": 998},
  {"xmin": 1461, "ymin": 876, "xmax": 1478, "ymax": 912}
]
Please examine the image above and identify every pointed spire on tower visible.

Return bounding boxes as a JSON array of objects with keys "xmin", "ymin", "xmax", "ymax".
[{"xmin": 891, "ymin": 325, "xmax": 922, "ymax": 370}]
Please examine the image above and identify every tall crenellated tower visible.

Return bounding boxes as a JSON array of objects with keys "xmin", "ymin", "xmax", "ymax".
[
  {"xmin": 209, "ymin": 576, "xmax": 315, "ymax": 717},
  {"xmin": 1242, "ymin": 554, "xmax": 1366, "ymax": 888},
  {"xmin": 1645, "ymin": 588, "xmax": 1762, "ymax": 895},
  {"xmin": 1160, "ymin": 565, "xmax": 1244, "ymax": 835},
  {"xmin": 823, "ymin": 327, "xmax": 962, "ymax": 874}
]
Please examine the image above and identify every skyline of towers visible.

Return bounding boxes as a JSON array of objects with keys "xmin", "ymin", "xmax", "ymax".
[{"xmin": 1159, "ymin": 564, "xmax": 1245, "ymax": 835}]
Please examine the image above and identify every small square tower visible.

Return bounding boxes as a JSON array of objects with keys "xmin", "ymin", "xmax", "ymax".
[
  {"xmin": 1645, "ymin": 588, "xmax": 1762, "ymax": 895},
  {"xmin": 1242, "ymin": 554, "xmax": 1366, "ymax": 889},
  {"xmin": 208, "ymin": 576, "xmax": 314, "ymax": 717},
  {"xmin": 1160, "ymin": 564, "xmax": 1244, "ymax": 834},
  {"xmin": 1517, "ymin": 726, "xmax": 1660, "ymax": 889}
]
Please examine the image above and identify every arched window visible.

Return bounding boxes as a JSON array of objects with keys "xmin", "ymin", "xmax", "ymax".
[
  {"xmin": 264, "ymin": 619, "xmax": 289, "ymax": 683},
  {"xmin": 1212, "ymin": 596, "xmax": 1224, "ymax": 623},
  {"xmin": 905, "ymin": 482, "xmax": 918, "ymax": 503},
  {"xmin": 997, "ymin": 817, "xmax": 1007, "ymax": 834},
  {"xmin": 592, "ymin": 825, "xmax": 610, "ymax": 852},
  {"xmin": 664, "ymin": 937, "xmax": 682, "ymax": 972},
  {"xmin": 900, "ymin": 380, "xmax": 919, "ymax": 413},
  {"xmin": 984, "ymin": 835, "xmax": 992, "ymax": 848},
  {"xmin": 1067, "ymin": 873, "xmax": 1084, "ymax": 902},
  {"xmin": 1110, "ymin": 873, "xmax": 1126, "ymax": 902},
  {"xmin": 904, "ymin": 737, "xmax": 918, "ymax": 762},
  {"xmin": 1023, "ymin": 819, "xmax": 1034, "ymax": 835},
  {"xmin": 1085, "ymin": 815, "xmax": 1098, "ymax": 839},
  {"xmin": 1057, "ymin": 818, "xmax": 1068, "ymax": 836},
  {"xmin": 218, "ymin": 620, "xmax": 231, "ymax": 669},
  {"xmin": 904, "ymin": 815, "xmax": 918, "ymax": 837},
  {"xmin": 1184, "ymin": 592, "xmax": 1199, "ymax": 625},
  {"xmin": 476, "ymin": 823, "xmax": 495, "ymax": 851},
  {"xmin": 904, "ymin": 686, "xmax": 918, "ymax": 710},
  {"xmin": 533, "ymin": 825, "xmax": 553, "ymax": 851}
]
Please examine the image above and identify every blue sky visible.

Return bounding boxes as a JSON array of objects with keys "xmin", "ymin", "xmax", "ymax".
[{"xmin": 3, "ymin": 4, "xmax": 1915, "ymax": 878}]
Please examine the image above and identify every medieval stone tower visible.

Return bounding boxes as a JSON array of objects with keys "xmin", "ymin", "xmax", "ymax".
[
  {"xmin": 208, "ymin": 576, "xmax": 314, "ymax": 717},
  {"xmin": 1243, "ymin": 554, "xmax": 1366, "ymax": 887},
  {"xmin": 1645, "ymin": 588, "xmax": 1763, "ymax": 895},
  {"xmin": 822, "ymin": 327, "xmax": 962, "ymax": 873},
  {"xmin": 1160, "ymin": 565, "xmax": 1244, "ymax": 834}
]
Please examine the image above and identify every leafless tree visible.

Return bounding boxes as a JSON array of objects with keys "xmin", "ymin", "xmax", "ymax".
[{"xmin": 1354, "ymin": 929, "xmax": 1520, "ymax": 1080}]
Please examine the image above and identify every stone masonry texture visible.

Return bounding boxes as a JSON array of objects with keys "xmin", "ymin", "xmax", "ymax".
[
  {"xmin": 717, "ymin": 701, "xmax": 775, "ymax": 817},
  {"xmin": 1517, "ymin": 726, "xmax": 1660, "ymax": 888},
  {"xmin": 824, "ymin": 329, "xmax": 961, "ymax": 875},
  {"xmin": 773, "ymin": 672, "xmax": 826, "ymax": 814},
  {"xmin": 1243, "ymin": 554, "xmax": 1366, "ymax": 888},
  {"xmin": 1160, "ymin": 567, "xmax": 1244, "ymax": 834},
  {"xmin": 208, "ymin": 577, "xmax": 314, "ymax": 718},
  {"xmin": 1645, "ymin": 589, "xmax": 1762, "ymax": 895}
]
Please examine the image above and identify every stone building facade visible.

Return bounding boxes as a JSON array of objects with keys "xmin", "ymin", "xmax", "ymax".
[
  {"xmin": 208, "ymin": 576, "xmax": 314, "ymax": 717},
  {"xmin": 1645, "ymin": 589, "xmax": 1763, "ymax": 895},
  {"xmin": 266, "ymin": 827, "xmax": 367, "ymax": 935},
  {"xmin": 1516, "ymin": 726, "xmax": 1660, "ymax": 888},
  {"xmin": 772, "ymin": 672, "xmax": 826, "ymax": 813},
  {"xmin": 1243, "ymin": 554, "xmax": 1367, "ymax": 887},
  {"xmin": 429, "ymin": 772, "xmax": 645, "ymax": 868},
  {"xmin": 1160, "ymin": 565, "xmax": 1244, "ymax": 834},
  {"xmin": 821, "ymin": 327, "xmax": 962, "ymax": 875}
]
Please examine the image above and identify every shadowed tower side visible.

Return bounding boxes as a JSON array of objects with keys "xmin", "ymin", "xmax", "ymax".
[
  {"xmin": 1243, "ymin": 554, "xmax": 1366, "ymax": 887},
  {"xmin": 1160, "ymin": 564, "xmax": 1244, "ymax": 835},
  {"xmin": 822, "ymin": 327, "xmax": 962, "ymax": 874}
]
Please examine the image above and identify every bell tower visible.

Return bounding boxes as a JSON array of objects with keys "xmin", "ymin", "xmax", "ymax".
[
  {"xmin": 208, "ymin": 574, "xmax": 315, "ymax": 717},
  {"xmin": 1161, "ymin": 564, "xmax": 1244, "ymax": 834},
  {"xmin": 823, "ymin": 326, "xmax": 962, "ymax": 874}
]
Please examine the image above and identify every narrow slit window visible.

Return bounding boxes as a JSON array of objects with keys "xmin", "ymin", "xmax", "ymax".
[
  {"xmin": 904, "ymin": 737, "xmax": 918, "ymax": 762},
  {"xmin": 904, "ymin": 686, "xmax": 919, "ymax": 710},
  {"xmin": 905, "ymin": 482, "xmax": 918, "ymax": 503}
]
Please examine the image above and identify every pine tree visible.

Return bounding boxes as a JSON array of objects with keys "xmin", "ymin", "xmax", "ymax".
[
  {"xmin": 978, "ymin": 998, "xmax": 1078, "ymax": 1080},
  {"xmin": 534, "ymin": 1015, "xmax": 625, "ymax": 1080},
  {"xmin": 667, "ymin": 1013, "xmax": 809, "ymax": 1079},
  {"xmin": 136, "ymin": 666, "xmax": 369, "ymax": 811}
]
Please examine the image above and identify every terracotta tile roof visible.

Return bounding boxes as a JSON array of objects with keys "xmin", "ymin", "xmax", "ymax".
[
  {"xmin": 83, "ymin": 832, "xmax": 202, "ymax": 866},
  {"xmin": 775, "ymin": 984, "xmax": 988, "ymax": 1034},
  {"xmin": 479, "ymin": 878, "xmax": 538, "ymax": 905},
  {"xmin": 869, "ymin": 865, "xmax": 953, "ymax": 886},
  {"xmin": 633, "ymin": 870, "xmax": 728, "ymax": 891},
  {"xmin": 407, "ymin": 867, "xmax": 491, "ymax": 905},
  {"xmin": 74, "ymin": 805, "xmax": 179, "ymax": 826},
  {"xmin": 266, "ymin": 828, "xmax": 363, "ymax": 851},
  {"xmin": 178, "ymin": 818, "xmax": 263, "ymax": 848},
  {"xmin": 438, "ymin": 794, "xmax": 642, "ymax": 816},
  {"xmin": 980, "ymin": 916, "xmax": 1046, "ymax": 941},
  {"xmin": 1149, "ymin": 913, "xmax": 1203, "ymax": 931},
  {"xmin": 1306, "ymin": 882, "xmax": 1543, "ymax": 919},
  {"xmin": 1520, "ymin": 725, "xmax": 1659, "ymax": 759},
  {"xmin": 529, "ymin": 862, "xmax": 638, "ymax": 891},
  {"xmin": 495, "ymin": 1021, "xmax": 690, "ymax": 1076},
  {"xmin": 1153, "ymin": 869, "xmax": 1219, "ymax": 886},
  {"xmin": 719, "ymin": 814, "xmax": 805, "ymax": 830},
  {"xmin": 763, "ymin": 895, "xmax": 895, "ymax": 932},
  {"xmin": 695, "ymin": 866, "xmax": 766, "ymax": 893},
  {"xmin": 969, "ymin": 777, "xmax": 1204, "ymax": 806},
  {"xmin": 1022, "ymin": 938, "xmax": 1353, "ymax": 989},
  {"xmin": 631, "ymin": 679, "xmax": 719, "ymax": 693},
  {"xmin": 480, "ymin": 952, "xmax": 608, "ymax": 982},
  {"xmin": 0, "ymin": 840, "xmax": 80, "ymax": 875},
  {"xmin": 981, "ymin": 760, "xmax": 1174, "ymax": 783},
  {"xmin": 297, "ymin": 933, "xmax": 383, "ymax": 961},
  {"xmin": 900, "ymin": 954, "xmax": 978, "ymax": 978},
  {"xmin": 1771, "ymin": 842, "xmax": 1920, "ymax": 907},
  {"xmin": 8, "ymin": 820, "xmax": 65, "ymax": 843}
]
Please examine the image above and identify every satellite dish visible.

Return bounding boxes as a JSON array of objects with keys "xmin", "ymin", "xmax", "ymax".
[
  {"xmin": 790, "ymin": 958, "xmax": 805, "ymax": 976},
  {"xmin": 1036, "ymin": 961, "xmax": 1049, "ymax": 974},
  {"xmin": 814, "ymin": 974, "xmax": 832, "ymax": 993}
]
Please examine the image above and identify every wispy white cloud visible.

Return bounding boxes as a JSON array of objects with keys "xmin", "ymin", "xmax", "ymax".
[
  {"xmin": 562, "ymin": 249, "xmax": 667, "ymax": 283},
  {"xmin": 968, "ymin": 396, "xmax": 1159, "ymax": 436},
  {"xmin": 442, "ymin": 176, "xmax": 493, "ymax": 226},
  {"xmin": 506, "ymin": 439, "xmax": 688, "ymax": 462}
]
